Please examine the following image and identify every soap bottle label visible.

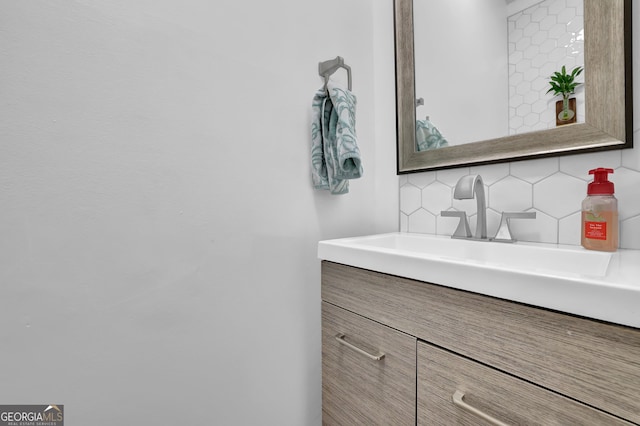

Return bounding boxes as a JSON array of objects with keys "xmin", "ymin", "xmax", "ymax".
[
  {"xmin": 584, "ymin": 220, "xmax": 607, "ymax": 240},
  {"xmin": 583, "ymin": 211, "xmax": 614, "ymax": 241}
]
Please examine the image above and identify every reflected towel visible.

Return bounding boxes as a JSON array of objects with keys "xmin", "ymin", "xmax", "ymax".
[
  {"xmin": 416, "ymin": 118, "xmax": 449, "ymax": 151},
  {"xmin": 310, "ymin": 82, "xmax": 362, "ymax": 195}
]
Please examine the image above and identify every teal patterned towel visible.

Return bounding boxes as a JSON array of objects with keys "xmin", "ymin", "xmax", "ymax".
[
  {"xmin": 310, "ymin": 82, "xmax": 362, "ymax": 195},
  {"xmin": 416, "ymin": 118, "xmax": 449, "ymax": 151}
]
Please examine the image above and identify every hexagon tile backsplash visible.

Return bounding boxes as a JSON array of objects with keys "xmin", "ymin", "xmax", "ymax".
[
  {"xmin": 508, "ymin": 0, "xmax": 584, "ymax": 135},
  {"xmin": 399, "ymin": 145, "xmax": 640, "ymax": 250}
]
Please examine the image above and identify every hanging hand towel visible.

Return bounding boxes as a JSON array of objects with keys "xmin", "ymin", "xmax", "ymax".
[
  {"xmin": 416, "ymin": 117, "xmax": 449, "ymax": 151},
  {"xmin": 310, "ymin": 82, "xmax": 362, "ymax": 195}
]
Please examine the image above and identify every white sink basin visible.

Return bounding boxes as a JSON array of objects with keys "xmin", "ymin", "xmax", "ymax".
[
  {"xmin": 318, "ymin": 233, "xmax": 640, "ymax": 328},
  {"xmin": 343, "ymin": 233, "xmax": 612, "ymax": 277}
]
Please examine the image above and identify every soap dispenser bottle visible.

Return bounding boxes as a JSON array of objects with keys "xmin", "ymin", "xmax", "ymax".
[{"xmin": 581, "ymin": 168, "xmax": 618, "ymax": 252}]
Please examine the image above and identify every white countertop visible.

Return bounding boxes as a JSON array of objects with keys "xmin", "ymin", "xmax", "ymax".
[{"xmin": 318, "ymin": 233, "xmax": 640, "ymax": 329}]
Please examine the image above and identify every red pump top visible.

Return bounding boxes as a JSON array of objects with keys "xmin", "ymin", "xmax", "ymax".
[{"xmin": 587, "ymin": 168, "xmax": 615, "ymax": 195}]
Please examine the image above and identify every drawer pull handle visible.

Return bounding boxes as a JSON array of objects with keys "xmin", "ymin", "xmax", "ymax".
[
  {"xmin": 335, "ymin": 334, "xmax": 385, "ymax": 361},
  {"xmin": 452, "ymin": 390, "xmax": 510, "ymax": 426}
]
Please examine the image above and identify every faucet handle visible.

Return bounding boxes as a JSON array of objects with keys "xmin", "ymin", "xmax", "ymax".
[
  {"xmin": 441, "ymin": 211, "xmax": 472, "ymax": 239},
  {"xmin": 491, "ymin": 211, "xmax": 536, "ymax": 243}
]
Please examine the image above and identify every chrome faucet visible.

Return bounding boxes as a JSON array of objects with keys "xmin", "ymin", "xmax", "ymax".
[
  {"xmin": 453, "ymin": 174, "xmax": 487, "ymax": 240},
  {"xmin": 441, "ymin": 174, "xmax": 537, "ymax": 242}
]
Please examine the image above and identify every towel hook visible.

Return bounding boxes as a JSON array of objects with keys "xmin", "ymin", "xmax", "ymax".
[{"xmin": 319, "ymin": 56, "xmax": 352, "ymax": 91}]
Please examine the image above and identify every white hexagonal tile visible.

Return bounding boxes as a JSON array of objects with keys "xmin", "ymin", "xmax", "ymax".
[
  {"xmin": 569, "ymin": 42, "xmax": 584, "ymax": 58},
  {"xmin": 533, "ymin": 172, "xmax": 584, "ymax": 218},
  {"xmin": 614, "ymin": 167, "xmax": 640, "ymax": 219},
  {"xmin": 436, "ymin": 168, "xmax": 469, "ymax": 187},
  {"xmin": 540, "ymin": 15, "xmax": 557, "ymax": 31},
  {"xmin": 524, "ymin": 86, "xmax": 540, "ymax": 102},
  {"xmin": 558, "ymin": 32, "xmax": 575, "ymax": 49},
  {"xmin": 532, "ymin": 122, "xmax": 548, "ymax": 133},
  {"xmin": 400, "ymin": 212, "xmax": 408, "ymax": 232},
  {"xmin": 422, "ymin": 181, "xmax": 453, "ymax": 214},
  {"xmin": 407, "ymin": 171, "xmax": 436, "ymax": 188},
  {"xmin": 540, "ymin": 61, "xmax": 559, "ymax": 76},
  {"xmin": 524, "ymin": 44, "xmax": 540, "ymax": 60},
  {"xmin": 548, "ymin": 0, "xmax": 567, "ymax": 15},
  {"xmin": 516, "ymin": 13, "xmax": 532, "ymax": 29},
  {"xmin": 470, "ymin": 163, "xmax": 510, "ymax": 185},
  {"xmin": 558, "ymin": 211, "xmax": 581, "ymax": 245},
  {"xmin": 516, "ymin": 103, "xmax": 532, "ymax": 117},
  {"xmin": 523, "ymin": 22, "xmax": 540, "ymax": 38},
  {"xmin": 510, "ymin": 28, "xmax": 524, "ymax": 44},
  {"xmin": 532, "ymin": 99, "xmax": 548, "ymax": 114},
  {"xmin": 549, "ymin": 23, "xmax": 568, "ymax": 40},
  {"xmin": 620, "ymin": 215, "xmax": 640, "ymax": 249},
  {"xmin": 531, "ymin": 52, "xmax": 547, "ymax": 68},
  {"xmin": 510, "ymin": 115, "xmax": 524, "ymax": 130},
  {"xmin": 400, "ymin": 184, "xmax": 421, "ymax": 215},
  {"xmin": 516, "ymin": 37, "xmax": 532, "ymax": 52},
  {"xmin": 558, "ymin": 8, "xmax": 576, "ymax": 24},
  {"xmin": 531, "ymin": 76, "xmax": 549, "ymax": 92},
  {"xmin": 512, "ymin": 208, "xmax": 558, "ymax": 244},
  {"xmin": 515, "ymin": 58, "xmax": 532, "ymax": 73},
  {"xmin": 559, "ymin": 151, "xmax": 622, "ymax": 179},
  {"xmin": 567, "ymin": 19, "xmax": 583, "ymax": 35},
  {"xmin": 510, "ymin": 72, "xmax": 524, "ymax": 86},
  {"xmin": 548, "ymin": 46, "xmax": 568, "ymax": 63},
  {"xmin": 539, "ymin": 41, "xmax": 557, "ymax": 57},
  {"xmin": 509, "ymin": 93, "xmax": 524, "ymax": 106},
  {"xmin": 524, "ymin": 113, "xmax": 540, "ymax": 127},
  {"xmin": 489, "ymin": 176, "xmax": 532, "ymax": 212},
  {"xmin": 574, "ymin": 51, "xmax": 584, "ymax": 64},
  {"xmin": 516, "ymin": 80, "xmax": 531, "ymax": 95},
  {"xmin": 407, "ymin": 209, "xmax": 435, "ymax": 234},
  {"xmin": 509, "ymin": 49, "xmax": 524, "ymax": 65},
  {"xmin": 531, "ymin": 31, "xmax": 548, "ymax": 47},
  {"xmin": 523, "ymin": 68, "xmax": 539, "ymax": 84},
  {"xmin": 560, "ymin": 54, "xmax": 577, "ymax": 69},
  {"xmin": 531, "ymin": 7, "xmax": 549, "ymax": 23}
]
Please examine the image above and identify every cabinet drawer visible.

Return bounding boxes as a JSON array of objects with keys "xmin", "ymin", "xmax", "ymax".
[
  {"xmin": 322, "ymin": 261, "xmax": 640, "ymax": 423},
  {"xmin": 322, "ymin": 302, "xmax": 416, "ymax": 425},
  {"xmin": 418, "ymin": 342, "xmax": 633, "ymax": 425}
]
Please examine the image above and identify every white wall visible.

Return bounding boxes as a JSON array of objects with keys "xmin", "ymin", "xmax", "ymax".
[
  {"xmin": 0, "ymin": 1, "xmax": 398, "ymax": 425},
  {"xmin": 401, "ymin": 3, "xmax": 640, "ymax": 250}
]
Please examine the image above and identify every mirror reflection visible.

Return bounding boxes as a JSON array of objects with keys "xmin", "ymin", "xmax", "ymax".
[
  {"xmin": 394, "ymin": 0, "xmax": 631, "ymax": 173},
  {"xmin": 413, "ymin": 0, "xmax": 585, "ymax": 150}
]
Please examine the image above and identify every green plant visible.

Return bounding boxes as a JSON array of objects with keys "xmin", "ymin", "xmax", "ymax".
[{"xmin": 546, "ymin": 65, "xmax": 584, "ymax": 98}]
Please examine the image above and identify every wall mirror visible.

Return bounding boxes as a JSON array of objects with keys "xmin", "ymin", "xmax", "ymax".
[{"xmin": 395, "ymin": 0, "xmax": 632, "ymax": 173}]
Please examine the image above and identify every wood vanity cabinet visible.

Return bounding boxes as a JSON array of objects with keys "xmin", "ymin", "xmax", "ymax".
[
  {"xmin": 322, "ymin": 302, "xmax": 416, "ymax": 425},
  {"xmin": 321, "ymin": 261, "xmax": 640, "ymax": 425}
]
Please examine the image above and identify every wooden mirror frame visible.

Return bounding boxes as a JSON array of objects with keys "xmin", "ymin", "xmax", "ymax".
[{"xmin": 395, "ymin": 0, "xmax": 633, "ymax": 173}]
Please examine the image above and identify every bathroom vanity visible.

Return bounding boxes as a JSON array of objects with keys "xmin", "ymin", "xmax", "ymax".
[{"xmin": 319, "ymin": 234, "xmax": 640, "ymax": 425}]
